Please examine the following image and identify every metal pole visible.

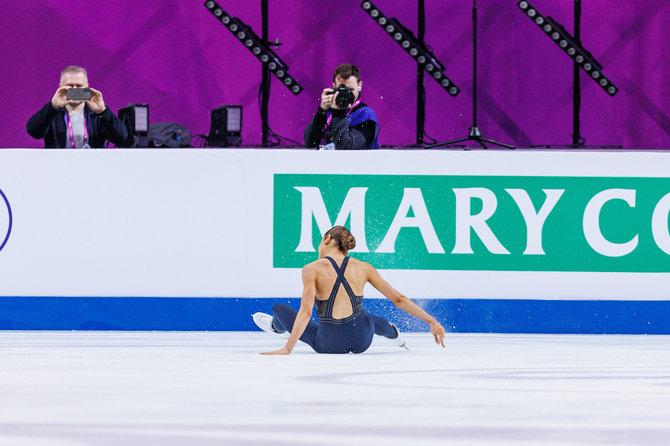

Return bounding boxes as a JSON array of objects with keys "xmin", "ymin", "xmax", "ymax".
[
  {"xmin": 472, "ymin": 0, "xmax": 478, "ymax": 128},
  {"xmin": 572, "ymin": 0, "xmax": 582, "ymax": 146},
  {"xmin": 416, "ymin": 0, "xmax": 426, "ymax": 145},
  {"xmin": 261, "ymin": 0, "xmax": 270, "ymax": 147}
]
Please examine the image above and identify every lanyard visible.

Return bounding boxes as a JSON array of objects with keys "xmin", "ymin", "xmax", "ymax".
[
  {"xmin": 325, "ymin": 98, "xmax": 362, "ymax": 128},
  {"xmin": 64, "ymin": 111, "xmax": 89, "ymax": 148}
]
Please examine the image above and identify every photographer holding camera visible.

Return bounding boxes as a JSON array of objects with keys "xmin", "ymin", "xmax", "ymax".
[
  {"xmin": 304, "ymin": 63, "xmax": 379, "ymax": 150},
  {"xmin": 26, "ymin": 65, "xmax": 128, "ymax": 148}
]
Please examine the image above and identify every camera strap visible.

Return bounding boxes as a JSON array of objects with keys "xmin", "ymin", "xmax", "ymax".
[
  {"xmin": 325, "ymin": 98, "xmax": 362, "ymax": 128},
  {"xmin": 65, "ymin": 111, "xmax": 90, "ymax": 149}
]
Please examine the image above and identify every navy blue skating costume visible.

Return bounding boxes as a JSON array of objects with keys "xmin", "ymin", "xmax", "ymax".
[{"xmin": 271, "ymin": 256, "xmax": 396, "ymax": 354}]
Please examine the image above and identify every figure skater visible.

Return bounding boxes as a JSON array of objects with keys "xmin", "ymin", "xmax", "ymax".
[{"xmin": 253, "ymin": 226, "xmax": 446, "ymax": 354}]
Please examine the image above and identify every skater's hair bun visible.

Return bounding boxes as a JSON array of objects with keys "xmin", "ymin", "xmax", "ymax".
[{"xmin": 325, "ymin": 226, "xmax": 356, "ymax": 253}]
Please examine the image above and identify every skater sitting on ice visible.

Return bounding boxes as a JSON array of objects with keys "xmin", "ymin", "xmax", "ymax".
[{"xmin": 253, "ymin": 226, "xmax": 446, "ymax": 354}]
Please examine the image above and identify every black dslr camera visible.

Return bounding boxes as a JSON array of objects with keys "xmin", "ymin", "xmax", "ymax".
[{"xmin": 332, "ymin": 84, "xmax": 355, "ymax": 109}]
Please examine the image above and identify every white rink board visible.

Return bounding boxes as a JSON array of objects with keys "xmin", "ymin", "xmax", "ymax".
[{"xmin": 0, "ymin": 149, "xmax": 669, "ymax": 299}]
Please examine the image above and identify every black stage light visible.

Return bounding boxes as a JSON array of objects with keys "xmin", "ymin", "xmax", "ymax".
[
  {"xmin": 204, "ymin": 1, "xmax": 303, "ymax": 95},
  {"xmin": 517, "ymin": 0, "xmax": 618, "ymax": 96},
  {"xmin": 208, "ymin": 105, "xmax": 242, "ymax": 147},
  {"xmin": 360, "ymin": 0, "xmax": 459, "ymax": 97},
  {"xmin": 118, "ymin": 104, "xmax": 149, "ymax": 147}
]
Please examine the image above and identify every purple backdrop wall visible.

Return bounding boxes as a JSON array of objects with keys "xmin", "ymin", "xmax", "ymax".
[{"xmin": 2, "ymin": 0, "xmax": 669, "ymax": 148}]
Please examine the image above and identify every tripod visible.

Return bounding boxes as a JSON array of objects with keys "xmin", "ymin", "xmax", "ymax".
[{"xmin": 427, "ymin": 0, "xmax": 514, "ymax": 149}]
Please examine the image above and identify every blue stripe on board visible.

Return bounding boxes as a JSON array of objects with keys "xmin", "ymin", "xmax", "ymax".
[{"xmin": 0, "ymin": 297, "xmax": 669, "ymax": 334}]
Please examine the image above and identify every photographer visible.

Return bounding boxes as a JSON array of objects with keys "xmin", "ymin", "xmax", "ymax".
[
  {"xmin": 303, "ymin": 63, "xmax": 379, "ymax": 150},
  {"xmin": 26, "ymin": 66, "xmax": 128, "ymax": 148}
]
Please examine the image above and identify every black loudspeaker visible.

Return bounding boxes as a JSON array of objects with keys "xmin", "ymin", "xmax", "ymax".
[
  {"xmin": 118, "ymin": 104, "xmax": 149, "ymax": 147},
  {"xmin": 208, "ymin": 105, "xmax": 242, "ymax": 147}
]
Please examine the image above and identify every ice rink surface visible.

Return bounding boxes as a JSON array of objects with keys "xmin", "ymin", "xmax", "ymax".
[{"xmin": 1, "ymin": 331, "xmax": 669, "ymax": 446}]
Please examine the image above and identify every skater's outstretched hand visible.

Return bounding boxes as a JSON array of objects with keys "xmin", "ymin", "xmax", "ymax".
[
  {"xmin": 367, "ymin": 264, "xmax": 446, "ymax": 348},
  {"xmin": 262, "ymin": 347, "xmax": 292, "ymax": 355},
  {"xmin": 431, "ymin": 321, "xmax": 446, "ymax": 347}
]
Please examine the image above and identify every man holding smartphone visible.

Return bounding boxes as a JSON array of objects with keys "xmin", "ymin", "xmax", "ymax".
[{"xmin": 26, "ymin": 65, "xmax": 128, "ymax": 148}]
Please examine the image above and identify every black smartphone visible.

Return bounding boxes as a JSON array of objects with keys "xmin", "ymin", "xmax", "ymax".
[{"xmin": 66, "ymin": 88, "xmax": 91, "ymax": 101}]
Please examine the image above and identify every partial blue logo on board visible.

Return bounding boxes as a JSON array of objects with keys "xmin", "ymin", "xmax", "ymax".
[{"xmin": 0, "ymin": 188, "xmax": 12, "ymax": 252}]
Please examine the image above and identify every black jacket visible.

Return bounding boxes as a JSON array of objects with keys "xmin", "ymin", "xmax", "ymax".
[
  {"xmin": 303, "ymin": 104, "xmax": 377, "ymax": 150},
  {"xmin": 26, "ymin": 102, "xmax": 128, "ymax": 148}
]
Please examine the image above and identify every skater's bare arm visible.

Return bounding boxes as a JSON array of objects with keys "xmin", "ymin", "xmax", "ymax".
[
  {"xmin": 366, "ymin": 265, "xmax": 446, "ymax": 347},
  {"xmin": 263, "ymin": 265, "xmax": 316, "ymax": 355},
  {"xmin": 367, "ymin": 265, "xmax": 438, "ymax": 324}
]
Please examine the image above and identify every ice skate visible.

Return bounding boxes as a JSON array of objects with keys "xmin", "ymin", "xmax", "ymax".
[
  {"xmin": 252, "ymin": 312, "xmax": 289, "ymax": 339},
  {"xmin": 390, "ymin": 323, "xmax": 409, "ymax": 350}
]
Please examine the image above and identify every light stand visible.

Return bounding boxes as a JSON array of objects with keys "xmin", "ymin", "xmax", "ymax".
[
  {"xmin": 204, "ymin": 1, "xmax": 303, "ymax": 148},
  {"xmin": 416, "ymin": 0, "xmax": 425, "ymax": 146},
  {"xmin": 260, "ymin": 0, "xmax": 270, "ymax": 147},
  {"xmin": 518, "ymin": 1, "xmax": 620, "ymax": 149},
  {"xmin": 426, "ymin": 0, "xmax": 515, "ymax": 150},
  {"xmin": 572, "ymin": 0, "xmax": 583, "ymax": 147}
]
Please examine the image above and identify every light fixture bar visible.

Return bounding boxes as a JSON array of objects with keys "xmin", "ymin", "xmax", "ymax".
[
  {"xmin": 517, "ymin": 0, "xmax": 618, "ymax": 96},
  {"xmin": 360, "ymin": 0, "xmax": 460, "ymax": 97},
  {"xmin": 204, "ymin": 1, "xmax": 303, "ymax": 95}
]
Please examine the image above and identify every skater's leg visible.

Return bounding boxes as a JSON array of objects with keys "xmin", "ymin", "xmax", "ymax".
[
  {"xmin": 272, "ymin": 303, "xmax": 320, "ymax": 348},
  {"xmin": 270, "ymin": 303, "xmax": 295, "ymax": 333},
  {"xmin": 368, "ymin": 313, "xmax": 399, "ymax": 339}
]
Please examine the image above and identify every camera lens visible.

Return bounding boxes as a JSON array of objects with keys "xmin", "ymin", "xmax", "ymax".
[{"xmin": 334, "ymin": 86, "xmax": 354, "ymax": 109}]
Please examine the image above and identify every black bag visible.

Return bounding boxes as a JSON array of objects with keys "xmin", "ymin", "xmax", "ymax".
[{"xmin": 148, "ymin": 122, "xmax": 192, "ymax": 148}]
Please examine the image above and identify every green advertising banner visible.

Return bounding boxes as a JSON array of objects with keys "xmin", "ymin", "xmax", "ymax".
[{"xmin": 274, "ymin": 174, "xmax": 670, "ymax": 272}]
